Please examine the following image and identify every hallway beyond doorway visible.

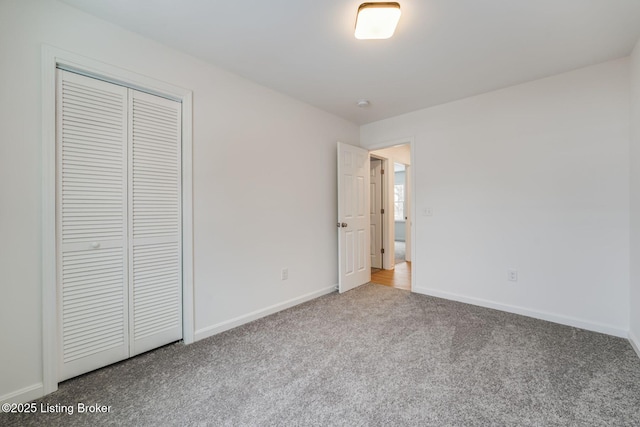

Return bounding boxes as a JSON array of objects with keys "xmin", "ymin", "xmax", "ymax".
[
  {"xmin": 395, "ymin": 241, "xmax": 405, "ymax": 264},
  {"xmin": 371, "ymin": 262, "xmax": 411, "ymax": 291}
]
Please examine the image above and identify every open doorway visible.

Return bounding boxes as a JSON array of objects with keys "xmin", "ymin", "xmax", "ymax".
[
  {"xmin": 370, "ymin": 157, "xmax": 384, "ymax": 271},
  {"xmin": 394, "ymin": 162, "xmax": 408, "ymax": 265},
  {"xmin": 368, "ymin": 143, "xmax": 412, "ymax": 291}
]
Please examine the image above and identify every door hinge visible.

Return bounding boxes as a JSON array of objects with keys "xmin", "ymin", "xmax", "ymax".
[
  {"xmin": 381, "ymin": 169, "xmax": 385, "ymax": 175},
  {"xmin": 381, "ymin": 248, "xmax": 385, "ymax": 254},
  {"xmin": 381, "ymin": 208, "xmax": 384, "ymax": 214}
]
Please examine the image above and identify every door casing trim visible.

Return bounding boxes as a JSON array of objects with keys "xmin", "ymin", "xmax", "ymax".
[{"xmin": 41, "ymin": 45, "xmax": 194, "ymax": 396}]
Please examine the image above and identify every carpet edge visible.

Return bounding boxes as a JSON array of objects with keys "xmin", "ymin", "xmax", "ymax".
[
  {"xmin": 629, "ymin": 330, "xmax": 640, "ymax": 360},
  {"xmin": 0, "ymin": 382, "xmax": 43, "ymax": 405},
  {"xmin": 413, "ymin": 286, "xmax": 627, "ymax": 338},
  {"xmin": 193, "ymin": 285, "xmax": 337, "ymax": 342}
]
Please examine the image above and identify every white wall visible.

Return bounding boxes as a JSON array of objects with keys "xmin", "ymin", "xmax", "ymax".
[
  {"xmin": 0, "ymin": 0, "xmax": 359, "ymax": 403},
  {"xmin": 362, "ymin": 59, "xmax": 631, "ymax": 336},
  {"xmin": 630, "ymin": 39, "xmax": 640, "ymax": 355}
]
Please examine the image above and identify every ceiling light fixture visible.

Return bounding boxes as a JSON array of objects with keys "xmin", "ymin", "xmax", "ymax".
[
  {"xmin": 357, "ymin": 99, "xmax": 371, "ymax": 107},
  {"xmin": 355, "ymin": 2, "xmax": 401, "ymax": 40}
]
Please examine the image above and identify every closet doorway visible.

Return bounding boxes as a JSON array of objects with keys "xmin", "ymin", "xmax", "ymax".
[
  {"xmin": 42, "ymin": 47, "xmax": 194, "ymax": 394},
  {"xmin": 56, "ymin": 70, "xmax": 183, "ymax": 380}
]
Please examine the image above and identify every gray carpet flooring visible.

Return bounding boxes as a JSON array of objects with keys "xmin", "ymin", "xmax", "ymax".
[{"xmin": 3, "ymin": 284, "xmax": 640, "ymax": 426}]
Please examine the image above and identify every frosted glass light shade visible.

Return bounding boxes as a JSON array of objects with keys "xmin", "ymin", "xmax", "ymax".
[{"xmin": 355, "ymin": 2, "xmax": 401, "ymax": 40}]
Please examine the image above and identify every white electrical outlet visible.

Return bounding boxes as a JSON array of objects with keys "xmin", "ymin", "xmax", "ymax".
[
  {"xmin": 281, "ymin": 268, "xmax": 288, "ymax": 281},
  {"xmin": 507, "ymin": 269, "xmax": 518, "ymax": 282},
  {"xmin": 422, "ymin": 208, "xmax": 433, "ymax": 216}
]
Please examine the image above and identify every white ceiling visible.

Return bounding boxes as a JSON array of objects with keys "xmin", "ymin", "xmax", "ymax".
[{"xmin": 60, "ymin": 0, "xmax": 640, "ymax": 125}]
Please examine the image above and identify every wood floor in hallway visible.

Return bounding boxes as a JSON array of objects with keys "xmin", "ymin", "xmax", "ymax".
[{"xmin": 371, "ymin": 261, "xmax": 411, "ymax": 290}]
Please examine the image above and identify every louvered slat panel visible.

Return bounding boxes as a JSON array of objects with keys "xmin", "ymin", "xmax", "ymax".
[
  {"xmin": 60, "ymin": 75, "xmax": 126, "ymax": 245},
  {"xmin": 131, "ymin": 241, "xmax": 181, "ymax": 349},
  {"xmin": 58, "ymin": 70, "xmax": 129, "ymax": 381},
  {"xmin": 131, "ymin": 92, "xmax": 180, "ymax": 240},
  {"xmin": 61, "ymin": 247, "xmax": 126, "ymax": 363},
  {"xmin": 129, "ymin": 90, "xmax": 182, "ymax": 356}
]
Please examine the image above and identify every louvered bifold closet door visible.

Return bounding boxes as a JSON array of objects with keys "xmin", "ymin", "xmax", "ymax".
[
  {"xmin": 57, "ymin": 70, "xmax": 129, "ymax": 381},
  {"xmin": 128, "ymin": 90, "xmax": 182, "ymax": 356}
]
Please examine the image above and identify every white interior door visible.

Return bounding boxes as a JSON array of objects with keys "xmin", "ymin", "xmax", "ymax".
[
  {"xmin": 370, "ymin": 158, "xmax": 382, "ymax": 269},
  {"xmin": 57, "ymin": 70, "xmax": 129, "ymax": 381},
  {"xmin": 128, "ymin": 90, "xmax": 183, "ymax": 355},
  {"xmin": 337, "ymin": 142, "xmax": 371, "ymax": 293},
  {"xmin": 57, "ymin": 71, "xmax": 183, "ymax": 380}
]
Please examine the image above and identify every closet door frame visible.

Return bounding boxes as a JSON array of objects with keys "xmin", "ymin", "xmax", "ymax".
[{"xmin": 41, "ymin": 45, "xmax": 194, "ymax": 395}]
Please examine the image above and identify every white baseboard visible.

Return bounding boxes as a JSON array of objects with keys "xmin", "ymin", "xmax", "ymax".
[
  {"xmin": 629, "ymin": 330, "xmax": 640, "ymax": 359},
  {"xmin": 412, "ymin": 286, "xmax": 628, "ymax": 338},
  {"xmin": 194, "ymin": 285, "xmax": 337, "ymax": 342},
  {"xmin": 0, "ymin": 383, "xmax": 43, "ymax": 405}
]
